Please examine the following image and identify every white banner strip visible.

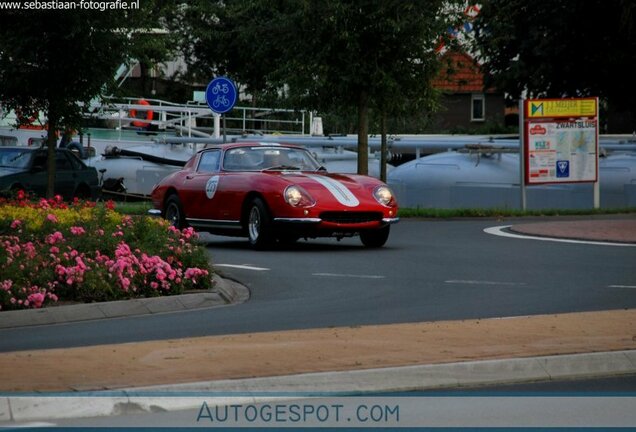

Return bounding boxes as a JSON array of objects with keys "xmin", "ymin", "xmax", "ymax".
[{"xmin": 3, "ymin": 395, "xmax": 636, "ymax": 428}]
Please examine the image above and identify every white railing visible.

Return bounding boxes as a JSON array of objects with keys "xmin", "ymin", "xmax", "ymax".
[{"xmin": 85, "ymin": 97, "xmax": 312, "ymax": 138}]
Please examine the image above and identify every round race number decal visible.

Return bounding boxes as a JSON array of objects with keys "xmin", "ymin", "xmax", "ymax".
[{"xmin": 205, "ymin": 176, "xmax": 220, "ymax": 199}]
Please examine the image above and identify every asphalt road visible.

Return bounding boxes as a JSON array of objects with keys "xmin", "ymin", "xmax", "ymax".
[{"xmin": 1, "ymin": 219, "xmax": 635, "ymax": 352}]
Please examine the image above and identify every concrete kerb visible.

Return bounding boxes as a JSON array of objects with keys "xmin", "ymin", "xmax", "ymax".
[
  {"xmin": 0, "ymin": 274, "xmax": 250, "ymax": 330},
  {"xmin": 2, "ymin": 350, "xmax": 636, "ymax": 422}
]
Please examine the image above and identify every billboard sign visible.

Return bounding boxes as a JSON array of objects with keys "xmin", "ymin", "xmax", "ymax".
[
  {"xmin": 522, "ymin": 97, "xmax": 598, "ymax": 185},
  {"xmin": 527, "ymin": 98, "xmax": 597, "ymax": 118}
]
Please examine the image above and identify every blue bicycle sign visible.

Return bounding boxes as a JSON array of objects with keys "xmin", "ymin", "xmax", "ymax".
[
  {"xmin": 213, "ymin": 95, "xmax": 230, "ymax": 109},
  {"xmin": 205, "ymin": 77, "xmax": 237, "ymax": 114},
  {"xmin": 211, "ymin": 82, "xmax": 229, "ymax": 95}
]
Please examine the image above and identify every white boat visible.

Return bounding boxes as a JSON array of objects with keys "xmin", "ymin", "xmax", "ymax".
[{"xmin": 387, "ymin": 150, "xmax": 636, "ymax": 210}]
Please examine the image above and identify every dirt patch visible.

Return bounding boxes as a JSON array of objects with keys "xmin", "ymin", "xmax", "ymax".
[{"xmin": 1, "ymin": 309, "xmax": 635, "ymax": 392}]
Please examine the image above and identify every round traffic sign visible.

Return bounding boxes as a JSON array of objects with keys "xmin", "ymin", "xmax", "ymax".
[{"xmin": 205, "ymin": 76, "xmax": 238, "ymax": 114}]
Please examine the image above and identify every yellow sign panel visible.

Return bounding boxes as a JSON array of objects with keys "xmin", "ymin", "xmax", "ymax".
[{"xmin": 527, "ymin": 98, "xmax": 597, "ymax": 118}]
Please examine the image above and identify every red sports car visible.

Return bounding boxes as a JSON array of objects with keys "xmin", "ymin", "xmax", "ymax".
[{"xmin": 150, "ymin": 142, "xmax": 399, "ymax": 249}]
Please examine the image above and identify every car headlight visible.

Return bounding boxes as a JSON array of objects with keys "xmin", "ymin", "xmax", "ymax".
[
  {"xmin": 284, "ymin": 185, "xmax": 315, "ymax": 207},
  {"xmin": 373, "ymin": 185, "xmax": 394, "ymax": 206}
]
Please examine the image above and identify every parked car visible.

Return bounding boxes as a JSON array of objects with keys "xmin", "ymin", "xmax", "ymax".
[
  {"xmin": 0, "ymin": 147, "xmax": 99, "ymax": 200},
  {"xmin": 150, "ymin": 142, "xmax": 399, "ymax": 249}
]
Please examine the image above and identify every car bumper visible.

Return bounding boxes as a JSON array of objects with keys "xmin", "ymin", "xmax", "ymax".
[{"xmin": 274, "ymin": 217, "xmax": 400, "ymax": 224}]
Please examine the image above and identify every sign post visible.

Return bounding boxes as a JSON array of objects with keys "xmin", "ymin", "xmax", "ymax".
[
  {"xmin": 520, "ymin": 97, "xmax": 599, "ymax": 210},
  {"xmin": 205, "ymin": 76, "xmax": 238, "ymax": 143}
]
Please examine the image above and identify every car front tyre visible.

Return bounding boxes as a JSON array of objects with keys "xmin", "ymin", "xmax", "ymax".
[
  {"xmin": 164, "ymin": 194, "xmax": 187, "ymax": 229},
  {"xmin": 360, "ymin": 225, "xmax": 390, "ymax": 248},
  {"xmin": 248, "ymin": 198, "xmax": 275, "ymax": 250}
]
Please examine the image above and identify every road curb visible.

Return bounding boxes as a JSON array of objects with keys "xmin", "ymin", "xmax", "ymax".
[
  {"xmin": 0, "ymin": 274, "xmax": 249, "ymax": 330},
  {"xmin": 2, "ymin": 350, "xmax": 635, "ymax": 422}
]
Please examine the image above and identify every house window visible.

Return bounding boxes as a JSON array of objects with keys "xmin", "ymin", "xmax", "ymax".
[{"xmin": 471, "ymin": 94, "xmax": 485, "ymax": 122}]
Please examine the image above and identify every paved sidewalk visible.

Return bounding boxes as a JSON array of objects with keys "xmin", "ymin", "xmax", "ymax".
[{"xmin": 2, "ymin": 310, "xmax": 636, "ymax": 422}]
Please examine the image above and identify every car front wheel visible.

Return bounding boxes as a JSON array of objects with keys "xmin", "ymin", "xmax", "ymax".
[
  {"xmin": 360, "ymin": 225, "xmax": 390, "ymax": 248},
  {"xmin": 247, "ymin": 198, "xmax": 275, "ymax": 250},
  {"xmin": 164, "ymin": 194, "xmax": 187, "ymax": 229}
]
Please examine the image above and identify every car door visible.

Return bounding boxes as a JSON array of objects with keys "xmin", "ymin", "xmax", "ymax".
[
  {"xmin": 182, "ymin": 150, "xmax": 226, "ymax": 221},
  {"xmin": 26, "ymin": 152, "xmax": 49, "ymax": 197},
  {"xmin": 53, "ymin": 151, "xmax": 78, "ymax": 199}
]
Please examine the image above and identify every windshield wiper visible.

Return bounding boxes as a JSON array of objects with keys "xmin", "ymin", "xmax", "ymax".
[{"xmin": 263, "ymin": 165, "xmax": 301, "ymax": 171}]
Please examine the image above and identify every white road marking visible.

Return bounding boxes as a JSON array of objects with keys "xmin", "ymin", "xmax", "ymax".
[
  {"xmin": 216, "ymin": 264, "xmax": 270, "ymax": 271},
  {"xmin": 445, "ymin": 280, "xmax": 526, "ymax": 286},
  {"xmin": 313, "ymin": 273, "xmax": 385, "ymax": 279},
  {"xmin": 608, "ymin": 285, "xmax": 636, "ymax": 289},
  {"xmin": 484, "ymin": 225, "xmax": 636, "ymax": 247}
]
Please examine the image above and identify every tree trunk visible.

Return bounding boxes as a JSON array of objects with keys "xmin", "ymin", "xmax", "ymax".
[
  {"xmin": 380, "ymin": 110, "xmax": 387, "ymax": 182},
  {"xmin": 357, "ymin": 91, "xmax": 369, "ymax": 175},
  {"xmin": 46, "ymin": 109, "xmax": 58, "ymax": 199}
]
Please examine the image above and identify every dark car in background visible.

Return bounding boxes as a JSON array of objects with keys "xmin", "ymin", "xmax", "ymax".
[{"xmin": 0, "ymin": 147, "xmax": 99, "ymax": 200}]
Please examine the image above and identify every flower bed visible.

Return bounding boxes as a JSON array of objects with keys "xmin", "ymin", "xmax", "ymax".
[{"xmin": 0, "ymin": 193, "xmax": 212, "ymax": 311}]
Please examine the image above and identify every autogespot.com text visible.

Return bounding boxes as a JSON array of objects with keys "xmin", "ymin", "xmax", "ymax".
[{"xmin": 196, "ymin": 399, "xmax": 400, "ymax": 426}]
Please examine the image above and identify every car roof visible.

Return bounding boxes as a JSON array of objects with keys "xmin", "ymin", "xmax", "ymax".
[{"xmin": 199, "ymin": 142, "xmax": 305, "ymax": 152}]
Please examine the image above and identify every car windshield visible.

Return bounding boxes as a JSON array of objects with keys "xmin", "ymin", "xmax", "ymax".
[
  {"xmin": 222, "ymin": 146, "xmax": 323, "ymax": 172},
  {"xmin": 0, "ymin": 148, "xmax": 34, "ymax": 169}
]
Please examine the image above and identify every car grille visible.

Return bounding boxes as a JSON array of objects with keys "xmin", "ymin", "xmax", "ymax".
[{"xmin": 320, "ymin": 211, "xmax": 383, "ymax": 224}]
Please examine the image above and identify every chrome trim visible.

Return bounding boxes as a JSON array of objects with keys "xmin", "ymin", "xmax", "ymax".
[
  {"xmin": 274, "ymin": 217, "xmax": 322, "ymax": 223},
  {"xmin": 186, "ymin": 218, "xmax": 242, "ymax": 230},
  {"xmin": 382, "ymin": 217, "xmax": 400, "ymax": 224}
]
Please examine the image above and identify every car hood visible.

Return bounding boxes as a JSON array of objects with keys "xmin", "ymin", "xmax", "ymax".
[
  {"xmin": 0, "ymin": 167, "xmax": 24, "ymax": 178},
  {"xmin": 273, "ymin": 171, "xmax": 375, "ymax": 207}
]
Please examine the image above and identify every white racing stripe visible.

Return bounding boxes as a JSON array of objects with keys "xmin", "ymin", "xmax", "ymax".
[{"xmin": 305, "ymin": 174, "xmax": 360, "ymax": 207}]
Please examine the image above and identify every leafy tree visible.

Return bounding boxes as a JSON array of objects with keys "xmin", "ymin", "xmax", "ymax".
[
  {"xmin": 175, "ymin": 0, "xmax": 462, "ymax": 175},
  {"xmin": 473, "ymin": 0, "xmax": 636, "ymax": 121},
  {"xmin": 173, "ymin": 0, "xmax": 291, "ymax": 103},
  {"xmin": 279, "ymin": 0, "xmax": 463, "ymax": 175},
  {"xmin": 0, "ymin": 3, "xmax": 171, "ymax": 197}
]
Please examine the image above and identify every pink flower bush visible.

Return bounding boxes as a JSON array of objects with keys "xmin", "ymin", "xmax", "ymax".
[
  {"xmin": 0, "ymin": 193, "xmax": 213, "ymax": 311},
  {"xmin": 185, "ymin": 268, "xmax": 209, "ymax": 284},
  {"xmin": 70, "ymin": 226, "xmax": 86, "ymax": 236},
  {"xmin": 46, "ymin": 231, "xmax": 64, "ymax": 245},
  {"xmin": 27, "ymin": 292, "xmax": 45, "ymax": 308}
]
